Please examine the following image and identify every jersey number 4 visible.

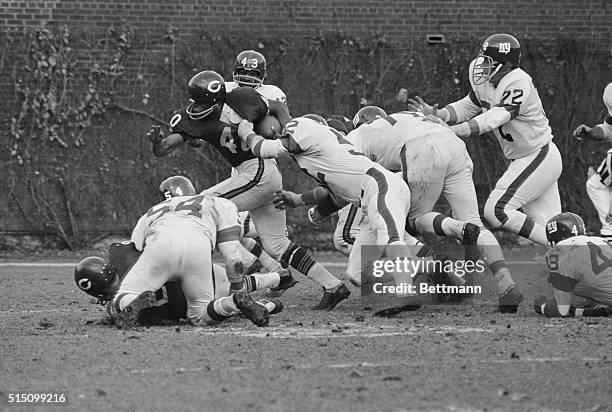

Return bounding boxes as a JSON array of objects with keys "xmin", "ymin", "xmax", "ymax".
[{"xmin": 587, "ymin": 241, "xmax": 612, "ymax": 275}]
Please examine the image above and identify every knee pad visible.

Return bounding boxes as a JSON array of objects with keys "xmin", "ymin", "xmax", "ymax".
[{"xmin": 281, "ymin": 242, "xmax": 316, "ymax": 274}]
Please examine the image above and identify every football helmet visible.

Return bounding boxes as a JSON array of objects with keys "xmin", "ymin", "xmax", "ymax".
[
  {"xmin": 74, "ymin": 256, "xmax": 119, "ymax": 303},
  {"xmin": 352, "ymin": 106, "xmax": 387, "ymax": 128},
  {"xmin": 233, "ymin": 50, "xmax": 267, "ymax": 88},
  {"xmin": 186, "ymin": 70, "xmax": 226, "ymax": 120},
  {"xmin": 159, "ymin": 176, "xmax": 196, "ymax": 199},
  {"xmin": 301, "ymin": 114, "xmax": 328, "ymax": 126},
  {"xmin": 472, "ymin": 33, "xmax": 521, "ymax": 86},
  {"xmin": 254, "ymin": 115, "xmax": 282, "ymax": 139},
  {"xmin": 546, "ymin": 212, "xmax": 586, "ymax": 245}
]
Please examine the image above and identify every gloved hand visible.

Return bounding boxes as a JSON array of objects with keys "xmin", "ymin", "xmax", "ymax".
[
  {"xmin": 572, "ymin": 124, "xmax": 590, "ymax": 141},
  {"xmin": 407, "ymin": 96, "xmax": 439, "ymax": 116},
  {"xmin": 273, "ymin": 190, "xmax": 304, "ymax": 210},
  {"xmin": 146, "ymin": 125, "xmax": 164, "ymax": 143},
  {"xmin": 237, "ymin": 119, "xmax": 255, "ymax": 139}
]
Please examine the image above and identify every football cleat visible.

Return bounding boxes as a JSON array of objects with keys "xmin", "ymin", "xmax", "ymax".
[
  {"xmin": 233, "ymin": 291, "xmax": 269, "ymax": 327},
  {"xmin": 460, "ymin": 222, "xmax": 481, "ymax": 245},
  {"xmin": 267, "ymin": 269, "xmax": 298, "ymax": 297},
  {"xmin": 114, "ymin": 291, "xmax": 156, "ymax": 329},
  {"xmin": 311, "ymin": 283, "xmax": 351, "ymax": 310},
  {"xmin": 498, "ymin": 285, "xmax": 524, "ymax": 313}
]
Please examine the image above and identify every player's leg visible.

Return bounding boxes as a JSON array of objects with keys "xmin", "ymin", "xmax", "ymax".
[
  {"xmin": 111, "ymin": 238, "xmax": 174, "ymax": 327},
  {"xmin": 441, "ymin": 145, "xmax": 522, "ymax": 310},
  {"xmin": 333, "ymin": 204, "xmax": 361, "ymax": 256},
  {"xmin": 586, "ymin": 173, "xmax": 612, "ymax": 236},
  {"xmin": 249, "ymin": 196, "xmax": 349, "ymax": 310},
  {"xmin": 483, "ymin": 143, "xmax": 562, "ymax": 245},
  {"xmin": 179, "ymin": 234, "xmax": 269, "ymax": 327}
]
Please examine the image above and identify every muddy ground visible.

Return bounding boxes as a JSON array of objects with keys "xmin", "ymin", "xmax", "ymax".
[{"xmin": 1, "ymin": 248, "xmax": 611, "ymax": 412}]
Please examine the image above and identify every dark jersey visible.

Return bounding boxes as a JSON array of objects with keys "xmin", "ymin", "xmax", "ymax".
[{"xmin": 169, "ymin": 87, "xmax": 269, "ymax": 167}]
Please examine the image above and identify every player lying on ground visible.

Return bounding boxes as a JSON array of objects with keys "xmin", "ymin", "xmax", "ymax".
[
  {"xmin": 534, "ymin": 212, "xmax": 612, "ymax": 317},
  {"xmin": 346, "ymin": 105, "xmax": 523, "ymax": 312},
  {"xmin": 75, "ymin": 243, "xmax": 284, "ymax": 325},
  {"xmin": 574, "ymin": 82, "xmax": 612, "ymax": 238},
  {"xmin": 147, "ymin": 70, "xmax": 347, "ymax": 310},
  {"xmin": 409, "ymin": 33, "xmax": 562, "ymax": 247},
  {"xmin": 78, "ymin": 176, "xmax": 293, "ymax": 328}
]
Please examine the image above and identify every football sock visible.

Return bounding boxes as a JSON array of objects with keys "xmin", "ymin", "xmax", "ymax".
[
  {"xmin": 213, "ymin": 296, "xmax": 238, "ymax": 317},
  {"xmin": 414, "ymin": 212, "xmax": 465, "ymax": 239},
  {"xmin": 500, "ymin": 212, "xmax": 548, "ymax": 245},
  {"xmin": 241, "ymin": 237, "xmax": 283, "ymax": 272},
  {"xmin": 249, "ymin": 272, "xmax": 281, "ymax": 291}
]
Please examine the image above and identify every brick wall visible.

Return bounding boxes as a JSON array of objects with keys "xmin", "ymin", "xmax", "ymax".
[{"xmin": 1, "ymin": 0, "xmax": 610, "ymax": 42}]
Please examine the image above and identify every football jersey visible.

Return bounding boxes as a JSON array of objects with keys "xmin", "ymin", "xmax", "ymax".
[
  {"xmin": 285, "ymin": 117, "xmax": 391, "ymax": 205},
  {"xmin": 346, "ymin": 111, "xmax": 453, "ymax": 171},
  {"xmin": 225, "ymin": 81, "xmax": 287, "ymax": 103},
  {"xmin": 169, "ymin": 87, "xmax": 269, "ymax": 167},
  {"xmin": 546, "ymin": 235, "xmax": 612, "ymax": 306},
  {"xmin": 131, "ymin": 195, "xmax": 240, "ymax": 251},
  {"xmin": 452, "ymin": 60, "xmax": 553, "ymax": 159}
]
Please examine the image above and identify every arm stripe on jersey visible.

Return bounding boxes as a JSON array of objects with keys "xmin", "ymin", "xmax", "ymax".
[
  {"xmin": 216, "ymin": 226, "xmax": 241, "ymax": 244},
  {"xmin": 365, "ymin": 168, "xmax": 401, "ymax": 244},
  {"xmin": 446, "ymin": 105, "xmax": 458, "ymax": 124},
  {"xmin": 547, "ymin": 271, "xmax": 577, "ymax": 292},
  {"xmin": 467, "ymin": 119, "xmax": 480, "ymax": 136},
  {"xmin": 219, "ymin": 158, "xmax": 265, "ymax": 199},
  {"xmin": 342, "ymin": 205, "xmax": 359, "ymax": 245},
  {"xmin": 494, "ymin": 144, "xmax": 549, "ymax": 225},
  {"xmin": 468, "ymin": 90, "xmax": 482, "ymax": 107}
]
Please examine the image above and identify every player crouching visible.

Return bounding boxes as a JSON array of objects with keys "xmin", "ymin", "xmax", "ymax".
[{"xmin": 534, "ymin": 212, "xmax": 612, "ymax": 317}]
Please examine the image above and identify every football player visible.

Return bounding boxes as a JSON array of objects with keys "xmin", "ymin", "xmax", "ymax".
[
  {"xmin": 237, "ymin": 104, "xmax": 479, "ymax": 312},
  {"xmin": 574, "ymin": 83, "xmax": 612, "ymax": 237},
  {"xmin": 225, "ymin": 49, "xmax": 287, "ymax": 103},
  {"xmin": 147, "ymin": 70, "xmax": 347, "ymax": 310},
  {"xmin": 409, "ymin": 33, "xmax": 562, "ymax": 246},
  {"xmin": 534, "ymin": 212, "xmax": 612, "ymax": 317},
  {"xmin": 106, "ymin": 176, "xmax": 290, "ymax": 328},
  {"xmin": 347, "ymin": 106, "xmax": 523, "ymax": 312}
]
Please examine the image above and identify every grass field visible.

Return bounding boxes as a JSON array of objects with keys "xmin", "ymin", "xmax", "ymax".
[{"xmin": 1, "ymin": 248, "xmax": 611, "ymax": 412}]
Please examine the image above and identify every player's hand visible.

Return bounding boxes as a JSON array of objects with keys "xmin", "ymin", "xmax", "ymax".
[
  {"xmin": 237, "ymin": 119, "xmax": 255, "ymax": 139},
  {"xmin": 187, "ymin": 138, "xmax": 205, "ymax": 148},
  {"xmin": 572, "ymin": 124, "xmax": 590, "ymax": 141},
  {"xmin": 407, "ymin": 96, "xmax": 438, "ymax": 116},
  {"xmin": 307, "ymin": 206, "xmax": 324, "ymax": 226},
  {"xmin": 533, "ymin": 295, "xmax": 547, "ymax": 314},
  {"xmin": 146, "ymin": 125, "xmax": 164, "ymax": 143},
  {"xmin": 273, "ymin": 190, "xmax": 304, "ymax": 210}
]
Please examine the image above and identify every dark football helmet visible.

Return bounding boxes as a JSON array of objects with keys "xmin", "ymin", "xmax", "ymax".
[
  {"xmin": 233, "ymin": 50, "xmax": 267, "ymax": 87},
  {"xmin": 74, "ymin": 256, "xmax": 119, "ymax": 304},
  {"xmin": 186, "ymin": 70, "xmax": 226, "ymax": 120},
  {"xmin": 472, "ymin": 33, "xmax": 521, "ymax": 86},
  {"xmin": 159, "ymin": 176, "xmax": 196, "ymax": 199},
  {"xmin": 352, "ymin": 106, "xmax": 388, "ymax": 128},
  {"xmin": 301, "ymin": 114, "xmax": 328, "ymax": 126},
  {"xmin": 546, "ymin": 212, "xmax": 586, "ymax": 245}
]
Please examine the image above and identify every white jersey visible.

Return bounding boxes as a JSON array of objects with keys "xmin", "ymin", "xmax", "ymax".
[
  {"xmin": 225, "ymin": 81, "xmax": 287, "ymax": 103},
  {"xmin": 346, "ymin": 111, "xmax": 455, "ymax": 171},
  {"xmin": 285, "ymin": 117, "xmax": 394, "ymax": 205},
  {"xmin": 448, "ymin": 60, "xmax": 553, "ymax": 159},
  {"xmin": 130, "ymin": 194, "xmax": 240, "ymax": 251}
]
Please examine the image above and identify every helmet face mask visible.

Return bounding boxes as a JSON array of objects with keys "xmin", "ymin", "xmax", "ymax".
[
  {"xmin": 233, "ymin": 50, "xmax": 267, "ymax": 87},
  {"xmin": 186, "ymin": 71, "xmax": 226, "ymax": 120},
  {"xmin": 546, "ymin": 212, "xmax": 587, "ymax": 245},
  {"xmin": 471, "ymin": 34, "xmax": 521, "ymax": 86}
]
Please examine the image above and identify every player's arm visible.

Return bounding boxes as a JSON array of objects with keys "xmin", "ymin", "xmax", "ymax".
[
  {"xmin": 407, "ymin": 93, "xmax": 482, "ymax": 125},
  {"xmin": 573, "ymin": 114, "xmax": 612, "ymax": 142},
  {"xmin": 146, "ymin": 125, "xmax": 186, "ymax": 157},
  {"xmin": 129, "ymin": 214, "xmax": 149, "ymax": 251},
  {"xmin": 273, "ymin": 185, "xmax": 334, "ymax": 210},
  {"xmin": 237, "ymin": 119, "xmax": 287, "ymax": 158}
]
